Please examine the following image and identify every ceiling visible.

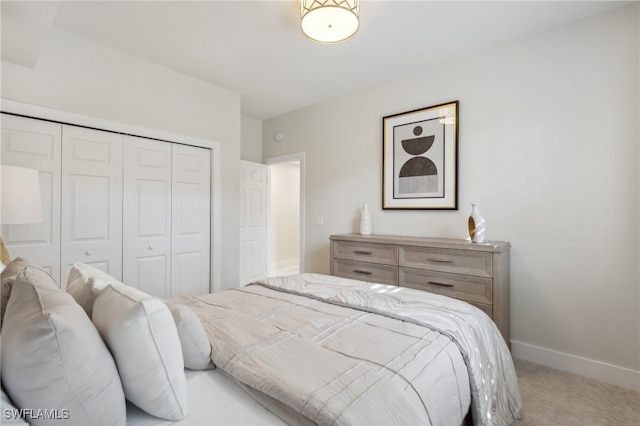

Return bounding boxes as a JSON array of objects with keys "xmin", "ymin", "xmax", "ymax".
[{"xmin": 1, "ymin": 1, "xmax": 632, "ymax": 120}]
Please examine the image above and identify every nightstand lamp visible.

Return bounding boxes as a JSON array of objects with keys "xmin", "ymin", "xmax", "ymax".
[{"xmin": 0, "ymin": 165, "xmax": 43, "ymax": 267}]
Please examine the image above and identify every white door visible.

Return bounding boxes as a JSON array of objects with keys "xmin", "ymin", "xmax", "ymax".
[
  {"xmin": 172, "ymin": 144, "xmax": 210, "ymax": 296},
  {"xmin": 239, "ymin": 160, "xmax": 268, "ymax": 285},
  {"xmin": 1, "ymin": 114, "xmax": 62, "ymax": 284},
  {"xmin": 123, "ymin": 136, "xmax": 172, "ymax": 297},
  {"xmin": 61, "ymin": 125, "xmax": 123, "ymax": 286}
]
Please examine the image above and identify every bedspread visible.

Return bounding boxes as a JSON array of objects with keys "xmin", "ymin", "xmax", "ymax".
[{"xmin": 179, "ymin": 273, "xmax": 521, "ymax": 426}]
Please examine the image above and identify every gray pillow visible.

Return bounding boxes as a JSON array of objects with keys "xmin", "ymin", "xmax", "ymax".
[
  {"xmin": 166, "ymin": 302, "xmax": 214, "ymax": 371},
  {"xmin": 0, "ymin": 257, "xmax": 51, "ymax": 328},
  {"xmin": 1, "ymin": 269, "xmax": 126, "ymax": 425}
]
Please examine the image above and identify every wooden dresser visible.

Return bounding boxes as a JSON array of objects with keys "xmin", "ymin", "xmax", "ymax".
[{"xmin": 329, "ymin": 233, "xmax": 511, "ymax": 346}]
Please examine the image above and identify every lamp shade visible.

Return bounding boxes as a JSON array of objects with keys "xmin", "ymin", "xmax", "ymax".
[
  {"xmin": 301, "ymin": 0, "xmax": 359, "ymax": 44},
  {"xmin": 1, "ymin": 165, "xmax": 43, "ymax": 225}
]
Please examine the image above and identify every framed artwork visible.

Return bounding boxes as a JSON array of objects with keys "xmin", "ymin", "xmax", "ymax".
[{"xmin": 382, "ymin": 101, "xmax": 458, "ymax": 210}]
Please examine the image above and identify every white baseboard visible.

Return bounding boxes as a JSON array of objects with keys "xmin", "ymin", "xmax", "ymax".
[{"xmin": 511, "ymin": 340, "xmax": 640, "ymax": 392}]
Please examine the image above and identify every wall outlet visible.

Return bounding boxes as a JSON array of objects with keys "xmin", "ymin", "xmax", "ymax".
[{"xmin": 315, "ymin": 216, "xmax": 324, "ymax": 226}]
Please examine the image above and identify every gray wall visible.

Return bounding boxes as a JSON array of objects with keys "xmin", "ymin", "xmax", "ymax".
[{"xmin": 263, "ymin": 5, "xmax": 639, "ymax": 389}]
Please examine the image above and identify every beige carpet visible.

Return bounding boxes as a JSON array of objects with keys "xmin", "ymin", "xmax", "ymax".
[{"xmin": 512, "ymin": 359, "xmax": 640, "ymax": 425}]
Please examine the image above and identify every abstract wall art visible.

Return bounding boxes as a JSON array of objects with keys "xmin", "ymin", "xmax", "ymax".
[{"xmin": 382, "ymin": 101, "xmax": 458, "ymax": 209}]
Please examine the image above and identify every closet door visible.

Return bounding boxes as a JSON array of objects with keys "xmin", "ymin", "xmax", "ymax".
[
  {"xmin": 1, "ymin": 114, "xmax": 62, "ymax": 284},
  {"xmin": 123, "ymin": 136, "xmax": 172, "ymax": 297},
  {"xmin": 61, "ymin": 125, "xmax": 123, "ymax": 286},
  {"xmin": 172, "ymin": 144, "xmax": 210, "ymax": 296}
]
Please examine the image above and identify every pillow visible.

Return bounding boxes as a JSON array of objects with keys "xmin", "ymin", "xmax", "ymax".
[
  {"xmin": 1, "ymin": 270, "xmax": 126, "ymax": 425},
  {"xmin": 166, "ymin": 303, "xmax": 214, "ymax": 370},
  {"xmin": 67, "ymin": 262, "xmax": 123, "ymax": 317},
  {"xmin": 1, "ymin": 257, "xmax": 54, "ymax": 329},
  {"xmin": 92, "ymin": 285, "xmax": 187, "ymax": 420},
  {"xmin": 1, "ymin": 386, "xmax": 28, "ymax": 425}
]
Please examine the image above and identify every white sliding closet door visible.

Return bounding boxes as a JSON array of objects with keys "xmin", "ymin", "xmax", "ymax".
[
  {"xmin": 61, "ymin": 125, "xmax": 123, "ymax": 285},
  {"xmin": 1, "ymin": 114, "xmax": 62, "ymax": 284},
  {"xmin": 123, "ymin": 136, "xmax": 172, "ymax": 296},
  {"xmin": 172, "ymin": 144, "xmax": 210, "ymax": 296}
]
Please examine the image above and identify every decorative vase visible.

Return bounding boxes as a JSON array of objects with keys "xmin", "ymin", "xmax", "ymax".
[
  {"xmin": 360, "ymin": 203, "xmax": 372, "ymax": 235},
  {"xmin": 468, "ymin": 203, "xmax": 486, "ymax": 243}
]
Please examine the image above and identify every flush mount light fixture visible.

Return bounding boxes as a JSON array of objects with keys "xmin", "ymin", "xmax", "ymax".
[{"xmin": 300, "ymin": 0, "xmax": 359, "ymax": 44}]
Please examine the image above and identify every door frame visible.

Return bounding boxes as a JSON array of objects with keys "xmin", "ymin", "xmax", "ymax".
[{"xmin": 263, "ymin": 152, "xmax": 306, "ymax": 275}]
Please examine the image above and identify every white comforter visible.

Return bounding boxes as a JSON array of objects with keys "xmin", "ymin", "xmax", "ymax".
[{"xmin": 183, "ymin": 273, "xmax": 522, "ymax": 426}]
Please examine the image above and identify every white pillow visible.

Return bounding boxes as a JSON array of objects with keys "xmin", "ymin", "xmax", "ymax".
[
  {"xmin": 66, "ymin": 262, "xmax": 123, "ymax": 317},
  {"xmin": 92, "ymin": 285, "xmax": 188, "ymax": 420},
  {"xmin": 1, "ymin": 386, "xmax": 28, "ymax": 425},
  {"xmin": 166, "ymin": 303, "xmax": 214, "ymax": 371},
  {"xmin": 1, "ymin": 270, "xmax": 126, "ymax": 425}
]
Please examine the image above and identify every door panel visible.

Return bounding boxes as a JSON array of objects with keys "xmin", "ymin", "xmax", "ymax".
[
  {"xmin": 172, "ymin": 144, "xmax": 210, "ymax": 296},
  {"xmin": 123, "ymin": 136, "xmax": 172, "ymax": 296},
  {"xmin": 61, "ymin": 125, "xmax": 123, "ymax": 285},
  {"xmin": 1, "ymin": 114, "xmax": 62, "ymax": 285},
  {"xmin": 239, "ymin": 161, "xmax": 268, "ymax": 285}
]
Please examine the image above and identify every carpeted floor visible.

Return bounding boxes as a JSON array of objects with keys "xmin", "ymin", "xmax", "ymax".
[{"xmin": 512, "ymin": 358, "xmax": 640, "ymax": 425}]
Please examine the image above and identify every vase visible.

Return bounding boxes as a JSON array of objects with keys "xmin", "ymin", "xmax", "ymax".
[
  {"xmin": 360, "ymin": 203, "xmax": 372, "ymax": 235},
  {"xmin": 468, "ymin": 203, "xmax": 486, "ymax": 243}
]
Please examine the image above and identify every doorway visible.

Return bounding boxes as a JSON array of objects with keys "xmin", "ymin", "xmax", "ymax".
[{"xmin": 265, "ymin": 153, "xmax": 305, "ymax": 277}]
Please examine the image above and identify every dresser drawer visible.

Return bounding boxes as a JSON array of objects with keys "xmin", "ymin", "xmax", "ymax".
[
  {"xmin": 399, "ymin": 267, "xmax": 492, "ymax": 305},
  {"xmin": 332, "ymin": 259, "xmax": 398, "ymax": 285},
  {"xmin": 333, "ymin": 240, "xmax": 397, "ymax": 266},
  {"xmin": 399, "ymin": 246, "xmax": 492, "ymax": 278}
]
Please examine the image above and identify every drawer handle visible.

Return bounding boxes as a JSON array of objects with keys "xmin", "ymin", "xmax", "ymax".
[
  {"xmin": 353, "ymin": 269, "xmax": 373, "ymax": 275},
  {"xmin": 353, "ymin": 250, "xmax": 373, "ymax": 255},
  {"xmin": 428, "ymin": 280, "xmax": 454, "ymax": 287},
  {"xmin": 427, "ymin": 257, "xmax": 454, "ymax": 263}
]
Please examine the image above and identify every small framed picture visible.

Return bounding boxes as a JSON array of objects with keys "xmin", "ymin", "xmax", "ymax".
[{"xmin": 382, "ymin": 101, "xmax": 458, "ymax": 210}]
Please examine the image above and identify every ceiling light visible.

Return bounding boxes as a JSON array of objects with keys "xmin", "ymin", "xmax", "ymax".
[{"xmin": 300, "ymin": 0, "xmax": 359, "ymax": 44}]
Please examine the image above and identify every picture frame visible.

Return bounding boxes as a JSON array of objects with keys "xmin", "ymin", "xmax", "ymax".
[{"xmin": 382, "ymin": 101, "xmax": 459, "ymax": 210}]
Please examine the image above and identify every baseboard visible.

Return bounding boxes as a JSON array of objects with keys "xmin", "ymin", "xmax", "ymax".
[{"xmin": 511, "ymin": 340, "xmax": 640, "ymax": 392}]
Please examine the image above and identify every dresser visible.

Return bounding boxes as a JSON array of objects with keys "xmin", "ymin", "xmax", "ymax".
[{"xmin": 330, "ymin": 233, "xmax": 511, "ymax": 346}]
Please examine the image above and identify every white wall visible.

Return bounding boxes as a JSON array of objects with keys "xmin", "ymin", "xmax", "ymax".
[
  {"xmin": 1, "ymin": 28, "xmax": 242, "ymax": 289},
  {"xmin": 241, "ymin": 115, "xmax": 263, "ymax": 162},
  {"xmin": 263, "ymin": 5, "xmax": 640, "ymax": 389},
  {"xmin": 269, "ymin": 162, "xmax": 300, "ymax": 272}
]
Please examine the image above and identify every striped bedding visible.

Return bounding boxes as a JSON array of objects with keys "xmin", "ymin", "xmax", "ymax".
[{"xmin": 177, "ymin": 273, "xmax": 522, "ymax": 425}]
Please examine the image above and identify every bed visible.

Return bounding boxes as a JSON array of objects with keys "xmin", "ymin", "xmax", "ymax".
[{"xmin": 0, "ymin": 258, "xmax": 522, "ymax": 426}]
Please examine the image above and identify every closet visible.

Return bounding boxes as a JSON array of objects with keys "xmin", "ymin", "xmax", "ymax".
[{"xmin": 1, "ymin": 113, "xmax": 211, "ymax": 297}]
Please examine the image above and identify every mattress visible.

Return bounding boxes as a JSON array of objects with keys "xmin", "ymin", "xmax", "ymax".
[{"xmin": 126, "ymin": 369, "xmax": 287, "ymax": 425}]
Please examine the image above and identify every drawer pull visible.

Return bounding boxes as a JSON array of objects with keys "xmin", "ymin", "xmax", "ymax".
[
  {"xmin": 427, "ymin": 257, "xmax": 454, "ymax": 263},
  {"xmin": 354, "ymin": 250, "xmax": 373, "ymax": 255},
  {"xmin": 353, "ymin": 269, "xmax": 373, "ymax": 275},
  {"xmin": 428, "ymin": 280, "xmax": 454, "ymax": 287}
]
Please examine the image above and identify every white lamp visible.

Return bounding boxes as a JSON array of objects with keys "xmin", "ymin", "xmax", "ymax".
[
  {"xmin": 301, "ymin": 0, "xmax": 359, "ymax": 44},
  {"xmin": 0, "ymin": 165, "xmax": 43, "ymax": 265}
]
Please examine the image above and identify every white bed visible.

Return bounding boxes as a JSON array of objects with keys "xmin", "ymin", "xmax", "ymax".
[
  {"xmin": 126, "ymin": 369, "xmax": 286, "ymax": 425},
  {"xmin": 0, "ymin": 259, "xmax": 522, "ymax": 426}
]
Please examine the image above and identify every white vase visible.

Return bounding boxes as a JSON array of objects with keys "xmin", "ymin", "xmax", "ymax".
[
  {"xmin": 468, "ymin": 203, "xmax": 486, "ymax": 243},
  {"xmin": 360, "ymin": 203, "xmax": 372, "ymax": 235}
]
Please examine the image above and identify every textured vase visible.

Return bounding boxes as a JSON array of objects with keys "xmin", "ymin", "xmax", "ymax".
[
  {"xmin": 468, "ymin": 203, "xmax": 486, "ymax": 243},
  {"xmin": 360, "ymin": 203, "xmax": 372, "ymax": 235}
]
